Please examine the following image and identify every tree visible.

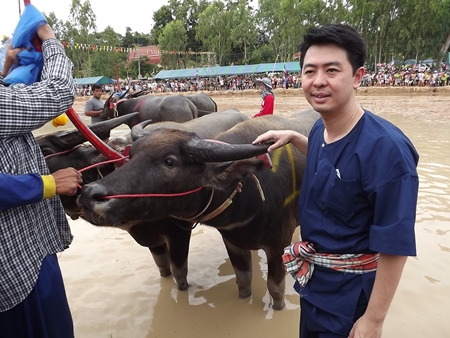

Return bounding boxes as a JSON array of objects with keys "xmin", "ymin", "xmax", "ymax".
[
  {"xmin": 44, "ymin": 12, "xmax": 66, "ymax": 40},
  {"xmin": 150, "ymin": 0, "xmax": 208, "ymax": 52},
  {"xmin": 90, "ymin": 26, "xmax": 127, "ymax": 79},
  {"xmin": 65, "ymin": 0, "xmax": 97, "ymax": 77},
  {"xmin": 158, "ymin": 20, "xmax": 188, "ymax": 69},
  {"xmin": 229, "ymin": 0, "xmax": 257, "ymax": 64},
  {"xmin": 196, "ymin": 1, "xmax": 233, "ymax": 65},
  {"xmin": 149, "ymin": 5, "xmax": 173, "ymax": 45},
  {"xmin": 37, "ymin": 0, "xmax": 450, "ymax": 75},
  {"xmin": 127, "ymin": 56, "xmax": 159, "ymax": 79},
  {"xmin": 122, "ymin": 27, "xmax": 151, "ymax": 48}
]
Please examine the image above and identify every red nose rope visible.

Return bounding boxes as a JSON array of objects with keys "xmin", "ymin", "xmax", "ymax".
[
  {"xmin": 101, "ymin": 186, "xmax": 203, "ymax": 199},
  {"xmin": 68, "ymin": 156, "xmax": 204, "ymax": 198},
  {"xmin": 76, "ymin": 157, "xmax": 128, "ymax": 190}
]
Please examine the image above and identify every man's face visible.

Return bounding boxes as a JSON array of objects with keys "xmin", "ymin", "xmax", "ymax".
[
  {"xmin": 93, "ymin": 88, "xmax": 103, "ymax": 99},
  {"xmin": 301, "ymin": 44, "xmax": 364, "ymax": 116}
]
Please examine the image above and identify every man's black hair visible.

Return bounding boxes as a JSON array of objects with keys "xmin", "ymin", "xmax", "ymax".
[
  {"xmin": 91, "ymin": 83, "xmax": 102, "ymax": 91},
  {"xmin": 299, "ymin": 24, "xmax": 366, "ymax": 75}
]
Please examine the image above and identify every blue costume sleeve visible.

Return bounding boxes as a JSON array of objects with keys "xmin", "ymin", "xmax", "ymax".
[
  {"xmin": 0, "ymin": 173, "xmax": 43, "ymax": 210},
  {"xmin": 369, "ymin": 172, "xmax": 418, "ymax": 256}
]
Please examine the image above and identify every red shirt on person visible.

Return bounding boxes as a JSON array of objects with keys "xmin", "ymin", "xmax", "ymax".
[{"xmin": 253, "ymin": 94, "xmax": 274, "ymax": 117}]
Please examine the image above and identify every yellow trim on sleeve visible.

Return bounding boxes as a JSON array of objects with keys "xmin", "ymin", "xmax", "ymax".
[{"xmin": 41, "ymin": 175, "xmax": 56, "ymax": 200}]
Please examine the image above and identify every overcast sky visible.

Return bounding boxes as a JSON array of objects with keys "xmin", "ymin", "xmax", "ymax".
[
  {"xmin": 1, "ymin": 1, "xmax": 259, "ymax": 38},
  {"xmin": 2, "ymin": 0, "xmax": 173, "ymax": 37}
]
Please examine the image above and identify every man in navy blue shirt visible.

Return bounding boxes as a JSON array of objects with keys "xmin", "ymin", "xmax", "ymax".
[{"xmin": 254, "ymin": 24, "xmax": 419, "ymax": 338}]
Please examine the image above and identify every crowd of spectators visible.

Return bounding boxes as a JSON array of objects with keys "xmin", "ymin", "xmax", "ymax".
[
  {"xmin": 75, "ymin": 74, "xmax": 301, "ymax": 96},
  {"xmin": 362, "ymin": 68, "xmax": 449, "ymax": 87},
  {"xmin": 75, "ymin": 66, "xmax": 450, "ymax": 97}
]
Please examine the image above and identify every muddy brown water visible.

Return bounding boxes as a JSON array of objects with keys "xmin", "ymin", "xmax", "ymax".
[{"xmin": 34, "ymin": 88, "xmax": 450, "ymax": 337}]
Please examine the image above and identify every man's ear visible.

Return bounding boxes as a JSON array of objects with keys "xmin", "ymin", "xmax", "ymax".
[{"xmin": 353, "ymin": 66, "xmax": 365, "ymax": 89}]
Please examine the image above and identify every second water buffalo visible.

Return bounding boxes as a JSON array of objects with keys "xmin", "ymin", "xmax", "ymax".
[{"xmin": 78, "ymin": 109, "xmax": 320, "ymax": 310}]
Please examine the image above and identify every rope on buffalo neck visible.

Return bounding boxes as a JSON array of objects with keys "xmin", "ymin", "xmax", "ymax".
[
  {"xmin": 170, "ymin": 175, "xmax": 265, "ymax": 223},
  {"xmin": 170, "ymin": 183, "xmax": 242, "ymax": 223},
  {"xmin": 251, "ymin": 174, "xmax": 265, "ymax": 202},
  {"xmin": 170, "ymin": 187, "xmax": 215, "ymax": 223}
]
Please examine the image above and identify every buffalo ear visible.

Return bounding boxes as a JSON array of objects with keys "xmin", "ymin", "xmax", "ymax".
[{"xmin": 131, "ymin": 119, "xmax": 154, "ymax": 141}]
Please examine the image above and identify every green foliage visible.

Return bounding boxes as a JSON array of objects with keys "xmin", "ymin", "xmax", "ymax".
[
  {"xmin": 42, "ymin": 0, "xmax": 450, "ymax": 77},
  {"xmin": 196, "ymin": 1, "xmax": 234, "ymax": 65},
  {"xmin": 249, "ymin": 44, "xmax": 276, "ymax": 64},
  {"xmin": 229, "ymin": 0, "xmax": 257, "ymax": 64},
  {"xmin": 127, "ymin": 57, "xmax": 161, "ymax": 79},
  {"xmin": 158, "ymin": 21, "xmax": 188, "ymax": 69}
]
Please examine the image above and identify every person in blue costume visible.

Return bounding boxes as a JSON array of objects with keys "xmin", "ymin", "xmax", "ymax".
[
  {"xmin": 253, "ymin": 24, "xmax": 419, "ymax": 338},
  {"xmin": 0, "ymin": 23, "xmax": 80, "ymax": 338}
]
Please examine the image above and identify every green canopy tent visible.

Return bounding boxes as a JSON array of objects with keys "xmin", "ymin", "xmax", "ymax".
[
  {"xmin": 75, "ymin": 76, "xmax": 113, "ymax": 86},
  {"xmin": 153, "ymin": 62, "xmax": 300, "ymax": 80}
]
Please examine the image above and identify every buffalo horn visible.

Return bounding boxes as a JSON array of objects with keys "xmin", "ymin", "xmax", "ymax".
[
  {"xmin": 57, "ymin": 112, "xmax": 140, "ymax": 149},
  {"xmin": 104, "ymin": 92, "xmax": 114, "ymax": 107},
  {"xmin": 184, "ymin": 138, "xmax": 274, "ymax": 162},
  {"xmin": 130, "ymin": 119, "xmax": 154, "ymax": 141},
  {"xmin": 118, "ymin": 88, "xmax": 129, "ymax": 100},
  {"xmin": 129, "ymin": 89, "xmax": 146, "ymax": 98}
]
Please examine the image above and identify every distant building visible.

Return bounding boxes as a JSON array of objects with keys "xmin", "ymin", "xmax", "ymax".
[{"xmin": 126, "ymin": 46, "xmax": 161, "ymax": 67}]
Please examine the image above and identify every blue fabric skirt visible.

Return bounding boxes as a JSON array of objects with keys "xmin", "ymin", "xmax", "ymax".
[{"xmin": 0, "ymin": 254, "xmax": 73, "ymax": 338}]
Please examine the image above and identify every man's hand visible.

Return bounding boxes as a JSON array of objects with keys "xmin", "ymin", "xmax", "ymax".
[
  {"xmin": 52, "ymin": 168, "xmax": 82, "ymax": 196},
  {"xmin": 348, "ymin": 314, "xmax": 383, "ymax": 338},
  {"xmin": 1, "ymin": 44, "xmax": 23, "ymax": 77}
]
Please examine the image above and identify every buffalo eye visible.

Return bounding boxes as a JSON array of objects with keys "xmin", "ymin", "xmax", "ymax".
[
  {"xmin": 164, "ymin": 157, "xmax": 176, "ymax": 168},
  {"xmin": 41, "ymin": 148, "xmax": 53, "ymax": 157}
]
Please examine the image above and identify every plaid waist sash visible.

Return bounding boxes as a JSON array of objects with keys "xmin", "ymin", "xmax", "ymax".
[{"xmin": 282, "ymin": 241, "xmax": 380, "ymax": 287}]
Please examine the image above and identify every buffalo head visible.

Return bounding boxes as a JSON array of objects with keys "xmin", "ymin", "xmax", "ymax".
[
  {"xmin": 78, "ymin": 128, "xmax": 272, "ymax": 226},
  {"xmin": 100, "ymin": 89, "xmax": 129, "ymax": 121}
]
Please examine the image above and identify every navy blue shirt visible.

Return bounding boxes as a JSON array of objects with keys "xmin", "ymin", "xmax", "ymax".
[{"xmin": 296, "ymin": 110, "xmax": 419, "ymax": 333}]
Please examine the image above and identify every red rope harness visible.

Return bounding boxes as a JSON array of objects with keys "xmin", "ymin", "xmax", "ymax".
[
  {"xmin": 78, "ymin": 157, "xmax": 126, "ymax": 173},
  {"xmin": 50, "ymin": 153, "xmax": 205, "ymax": 198},
  {"xmin": 78, "ymin": 158, "xmax": 203, "ymax": 198},
  {"xmin": 44, "ymin": 145, "xmax": 81, "ymax": 159}
]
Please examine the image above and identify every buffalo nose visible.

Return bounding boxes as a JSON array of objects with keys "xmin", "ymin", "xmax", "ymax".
[{"xmin": 78, "ymin": 182, "xmax": 109, "ymax": 208}]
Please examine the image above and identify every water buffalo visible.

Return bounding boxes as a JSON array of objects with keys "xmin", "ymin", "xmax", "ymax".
[
  {"xmin": 78, "ymin": 109, "xmax": 320, "ymax": 310},
  {"xmin": 39, "ymin": 109, "xmax": 250, "ymax": 291},
  {"xmin": 130, "ymin": 108, "xmax": 247, "ymax": 141},
  {"xmin": 184, "ymin": 93, "xmax": 217, "ymax": 117},
  {"xmin": 100, "ymin": 93, "xmax": 198, "ymax": 128}
]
